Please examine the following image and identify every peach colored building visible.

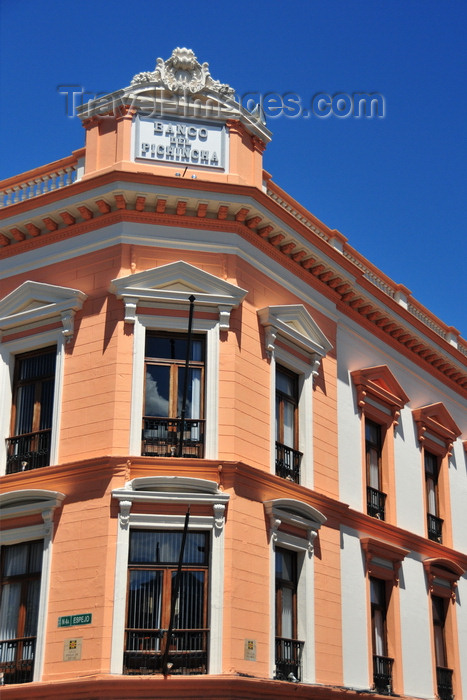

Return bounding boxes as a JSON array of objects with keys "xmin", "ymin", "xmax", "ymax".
[{"xmin": 0, "ymin": 48, "xmax": 466, "ymax": 700}]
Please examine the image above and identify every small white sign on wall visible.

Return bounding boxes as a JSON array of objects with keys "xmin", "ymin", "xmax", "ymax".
[{"xmin": 134, "ymin": 116, "xmax": 227, "ymax": 170}]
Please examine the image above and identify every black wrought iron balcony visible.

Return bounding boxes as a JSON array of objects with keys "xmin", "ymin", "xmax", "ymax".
[
  {"xmin": 436, "ymin": 666, "xmax": 454, "ymax": 700},
  {"xmin": 373, "ymin": 654, "xmax": 393, "ymax": 694},
  {"xmin": 275, "ymin": 442, "xmax": 302, "ymax": 483},
  {"xmin": 5, "ymin": 430, "xmax": 51, "ymax": 474},
  {"xmin": 124, "ymin": 628, "xmax": 208, "ymax": 675},
  {"xmin": 142, "ymin": 417, "xmax": 205, "ymax": 458},
  {"xmin": 275, "ymin": 636, "xmax": 304, "ymax": 682},
  {"xmin": 427, "ymin": 513, "xmax": 443, "ymax": 543},
  {"xmin": 367, "ymin": 486, "xmax": 386, "ymax": 520},
  {"xmin": 0, "ymin": 637, "xmax": 36, "ymax": 684}
]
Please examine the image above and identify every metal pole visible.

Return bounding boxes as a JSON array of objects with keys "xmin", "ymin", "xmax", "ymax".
[
  {"xmin": 178, "ymin": 295, "xmax": 195, "ymax": 457},
  {"xmin": 162, "ymin": 507, "xmax": 190, "ymax": 676}
]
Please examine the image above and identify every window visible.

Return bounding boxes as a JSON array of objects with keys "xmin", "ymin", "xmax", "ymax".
[
  {"xmin": 258, "ymin": 305, "xmax": 332, "ymax": 488},
  {"xmin": 0, "ymin": 281, "xmax": 86, "ymax": 474},
  {"xmin": 0, "ymin": 490, "xmax": 64, "ymax": 685},
  {"xmin": 143, "ymin": 333, "xmax": 205, "ymax": 458},
  {"xmin": 431, "ymin": 596, "xmax": 453, "ymax": 699},
  {"xmin": 265, "ymin": 498, "xmax": 326, "ymax": 683},
  {"xmin": 425, "ymin": 451, "xmax": 442, "ymax": 542},
  {"xmin": 0, "ymin": 541, "xmax": 43, "ymax": 685},
  {"xmin": 370, "ymin": 577, "xmax": 392, "ymax": 694},
  {"xmin": 275, "ymin": 548, "xmax": 302, "ymax": 681},
  {"xmin": 365, "ymin": 419, "xmax": 386, "ymax": 519},
  {"xmin": 413, "ymin": 403, "xmax": 461, "ymax": 547},
  {"xmin": 124, "ymin": 530, "xmax": 209, "ymax": 675},
  {"xmin": 110, "ymin": 261, "xmax": 248, "ymax": 460},
  {"xmin": 361, "ymin": 537, "xmax": 408, "ymax": 695},
  {"xmin": 275, "ymin": 366, "xmax": 301, "ymax": 482},
  {"xmin": 111, "ymin": 477, "xmax": 229, "ymax": 676},
  {"xmin": 6, "ymin": 349, "xmax": 56, "ymax": 474},
  {"xmin": 351, "ymin": 365, "xmax": 409, "ymax": 523},
  {"xmin": 423, "ymin": 558, "xmax": 464, "ymax": 700}
]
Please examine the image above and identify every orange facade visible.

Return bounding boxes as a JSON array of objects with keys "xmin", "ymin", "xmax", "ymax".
[{"xmin": 1, "ymin": 49, "xmax": 466, "ymax": 699}]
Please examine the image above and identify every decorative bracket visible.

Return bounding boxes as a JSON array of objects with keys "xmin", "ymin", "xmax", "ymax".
[
  {"xmin": 213, "ymin": 503, "xmax": 226, "ymax": 530},
  {"xmin": 42, "ymin": 508, "xmax": 54, "ymax": 537},
  {"xmin": 61, "ymin": 309, "xmax": 75, "ymax": 341},
  {"xmin": 119, "ymin": 500, "xmax": 132, "ymax": 529}
]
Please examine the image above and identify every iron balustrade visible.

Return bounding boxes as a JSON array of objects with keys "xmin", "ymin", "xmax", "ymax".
[
  {"xmin": 367, "ymin": 486, "xmax": 386, "ymax": 520},
  {"xmin": 142, "ymin": 418, "xmax": 205, "ymax": 458},
  {"xmin": 373, "ymin": 654, "xmax": 393, "ymax": 694},
  {"xmin": 275, "ymin": 442, "xmax": 302, "ymax": 483},
  {"xmin": 0, "ymin": 637, "xmax": 36, "ymax": 685},
  {"xmin": 5, "ymin": 430, "xmax": 51, "ymax": 474},
  {"xmin": 123, "ymin": 629, "xmax": 208, "ymax": 675},
  {"xmin": 427, "ymin": 513, "xmax": 443, "ymax": 543},
  {"xmin": 436, "ymin": 666, "xmax": 454, "ymax": 700},
  {"xmin": 275, "ymin": 637, "xmax": 304, "ymax": 682}
]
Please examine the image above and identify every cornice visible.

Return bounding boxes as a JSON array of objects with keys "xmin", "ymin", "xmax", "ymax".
[
  {"xmin": 1, "ymin": 175, "xmax": 466, "ymax": 393},
  {"xmin": 1, "ymin": 456, "xmax": 466, "ymax": 566}
]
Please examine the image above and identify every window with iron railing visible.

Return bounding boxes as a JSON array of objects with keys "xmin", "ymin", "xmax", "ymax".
[
  {"xmin": 124, "ymin": 530, "xmax": 209, "ymax": 676},
  {"xmin": 0, "ymin": 541, "xmax": 43, "ymax": 685},
  {"xmin": 371, "ymin": 577, "xmax": 393, "ymax": 694},
  {"xmin": 275, "ymin": 367, "xmax": 300, "ymax": 483},
  {"xmin": 425, "ymin": 451, "xmax": 443, "ymax": 543},
  {"xmin": 366, "ymin": 420, "xmax": 386, "ymax": 520},
  {"xmin": 275, "ymin": 548, "xmax": 303, "ymax": 681},
  {"xmin": 432, "ymin": 596, "xmax": 453, "ymax": 700},
  {"xmin": 142, "ymin": 333, "xmax": 205, "ymax": 458},
  {"xmin": 6, "ymin": 348, "xmax": 56, "ymax": 474}
]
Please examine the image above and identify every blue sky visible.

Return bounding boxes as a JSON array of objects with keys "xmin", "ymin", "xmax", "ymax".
[{"xmin": 1, "ymin": 0, "xmax": 466, "ymax": 337}]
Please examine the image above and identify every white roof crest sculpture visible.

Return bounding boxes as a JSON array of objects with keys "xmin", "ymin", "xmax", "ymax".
[{"xmin": 131, "ymin": 47, "xmax": 235, "ymax": 97}]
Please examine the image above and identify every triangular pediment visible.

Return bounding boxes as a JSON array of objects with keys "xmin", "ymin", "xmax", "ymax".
[
  {"xmin": 112, "ymin": 261, "xmax": 246, "ymax": 299},
  {"xmin": 110, "ymin": 261, "xmax": 248, "ymax": 330},
  {"xmin": 0, "ymin": 281, "xmax": 87, "ymax": 337},
  {"xmin": 412, "ymin": 402, "xmax": 461, "ymax": 444},
  {"xmin": 257, "ymin": 304, "xmax": 333, "ymax": 361},
  {"xmin": 351, "ymin": 365, "xmax": 409, "ymax": 408}
]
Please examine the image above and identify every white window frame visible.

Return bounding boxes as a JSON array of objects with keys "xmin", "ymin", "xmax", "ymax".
[
  {"xmin": 110, "ymin": 261, "xmax": 248, "ymax": 459},
  {"xmin": 0, "ymin": 281, "xmax": 86, "ymax": 473},
  {"xmin": 130, "ymin": 314, "xmax": 219, "ymax": 458},
  {"xmin": 264, "ymin": 498, "xmax": 326, "ymax": 684},
  {"xmin": 111, "ymin": 477, "xmax": 229, "ymax": 676},
  {"xmin": 258, "ymin": 305, "xmax": 332, "ymax": 488},
  {"xmin": 0, "ymin": 330, "xmax": 66, "ymax": 473},
  {"xmin": 0, "ymin": 489, "xmax": 66, "ymax": 682}
]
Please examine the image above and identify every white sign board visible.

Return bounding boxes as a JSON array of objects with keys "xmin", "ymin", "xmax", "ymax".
[{"xmin": 134, "ymin": 116, "xmax": 227, "ymax": 170}]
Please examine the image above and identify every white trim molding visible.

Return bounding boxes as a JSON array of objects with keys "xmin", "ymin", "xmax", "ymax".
[
  {"xmin": 110, "ymin": 261, "xmax": 248, "ymax": 459},
  {"xmin": 264, "ymin": 498, "xmax": 326, "ymax": 684},
  {"xmin": 259, "ymin": 306, "xmax": 332, "ymax": 489},
  {"xmin": 0, "ymin": 328, "xmax": 67, "ymax": 472},
  {"xmin": 109, "ymin": 260, "xmax": 248, "ymax": 332},
  {"xmin": 257, "ymin": 304, "xmax": 332, "ymax": 375},
  {"xmin": 110, "ymin": 477, "xmax": 229, "ymax": 676},
  {"xmin": 0, "ymin": 489, "xmax": 66, "ymax": 682},
  {"xmin": 0, "ymin": 280, "xmax": 87, "ymax": 342}
]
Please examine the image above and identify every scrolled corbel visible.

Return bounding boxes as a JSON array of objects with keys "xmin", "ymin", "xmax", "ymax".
[
  {"xmin": 213, "ymin": 503, "xmax": 226, "ymax": 530},
  {"xmin": 264, "ymin": 327, "xmax": 277, "ymax": 358},
  {"xmin": 119, "ymin": 500, "xmax": 132, "ymax": 529},
  {"xmin": 123, "ymin": 297, "xmax": 138, "ymax": 324},
  {"xmin": 307, "ymin": 528, "xmax": 318, "ymax": 554},
  {"xmin": 270, "ymin": 516, "xmax": 281, "ymax": 542},
  {"xmin": 42, "ymin": 508, "xmax": 54, "ymax": 537},
  {"xmin": 61, "ymin": 309, "xmax": 75, "ymax": 341},
  {"xmin": 218, "ymin": 305, "xmax": 231, "ymax": 332}
]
